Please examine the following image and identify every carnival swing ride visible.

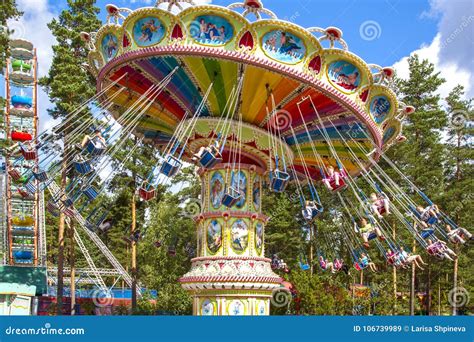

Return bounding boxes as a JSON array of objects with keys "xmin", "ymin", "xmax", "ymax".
[{"xmin": 3, "ymin": 0, "xmax": 472, "ymax": 316}]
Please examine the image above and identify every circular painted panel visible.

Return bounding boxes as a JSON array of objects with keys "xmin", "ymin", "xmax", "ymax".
[
  {"xmin": 189, "ymin": 15, "xmax": 234, "ymax": 46},
  {"xmin": 370, "ymin": 96, "xmax": 391, "ymax": 124},
  {"xmin": 201, "ymin": 299, "xmax": 215, "ymax": 316},
  {"xmin": 327, "ymin": 60, "xmax": 361, "ymax": 93},
  {"xmin": 210, "ymin": 171, "xmax": 225, "ymax": 209},
  {"xmin": 255, "ymin": 222, "xmax": 263, "ymax": 255},
  {"xmin": 207, "ymin": 220, "xmax": 222, "ymax": 254},
  {"xmin": 228, "ymin": 299, "xmax": 245, "ymax": 315},
  {"xmin": 231, "ymin": 219, "xmax": 248, "ymax": 253},
  {"xmin": 252, "ymin": 175, "xmax": 260, "ymax": 211},
  {"xmin": 133, "ymin": 17, "xmax": 165, "ymax": 47},
  {"xmin": 101, "ymin": 33, "xmax": 118, "ymax": 62},
  {"xmin": 231, "ymin": 170, "xmax": 247, "ymax": 209},
  {"xmin": 262, "ymin": 30, "xmax": 306, "ymax": 64}
]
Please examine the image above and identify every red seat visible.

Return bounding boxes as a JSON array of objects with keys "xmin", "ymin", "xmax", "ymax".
[
  {"xmin": 20, "ymin": 145, "xmax": 36, "ymax": 160},
  {"xmin": 139, "ymin": 184, "xmax": 155, "ymax": 201},
  {"xmin": 8, "ymin": 168, "xmax": 22, "ymax": 181},
  {"xmin": 11, "ymin": 131, "xmax": 33, "ymax": 142}
]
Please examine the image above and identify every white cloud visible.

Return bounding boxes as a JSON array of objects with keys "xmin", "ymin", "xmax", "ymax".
[
  {"xmin": 7, "ymin": 0, "xmax": 57, "ymax": 132},
  {"xmin": 393, "ymin": 0, "xmax": 474, "ymax": 99},
  {"xmin": 392, "ymin": 34, "xmax": 472, "ymax": 100}
]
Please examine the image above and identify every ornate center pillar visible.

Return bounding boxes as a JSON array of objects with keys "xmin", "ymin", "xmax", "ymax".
[{"xmin": 180, "ymin": 163, "xmax": 282, "ymax": 316}]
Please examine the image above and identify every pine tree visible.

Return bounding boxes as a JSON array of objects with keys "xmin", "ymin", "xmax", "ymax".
[{"xmin": 0, "ymin": 0, "xmax": 22, "ymax": 71}]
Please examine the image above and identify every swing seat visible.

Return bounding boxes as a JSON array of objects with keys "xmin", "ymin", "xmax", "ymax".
[
  {"xmin": 62, "ymin": 197, "xmax": 74, "ymax": 208},
  {"xmin": 11, "ymin": 131, "xmax": 32, "ymax": 142},
  {"xmin": 63, "ymin": 208, "xmax": 76, "ymax": 218},
  {"xmin": 86, "ymin": 139, "xmax": 106, "ymax": 156},
  {"xmin": 82, "ymin": 186, "xmax": 99, "ymax": 201},
  {"xmin": 98, "ymin": 220, "xmax": 112, "ymax": 232},
  {"xmin": 139, "ymin": 183, "xmax": 155, "ymax": 201},
  {"xmin": 73, "ymin": 159, "xmax": 93, "ymax": 175},
  {"xmin": 160, "ymin": 155, "xmax": 182, "ymax": 178},
  {"xmin": 198, "ymin": 148, "xmax": 223, "ymax": 169},
  {"xmin": 168, "ymin": 246, "xmax": 177, "ymax": 256},
  {"xmin": 426, "ymin": 216, "xmax": 438, "ymax": 225},
  {"xmin": 325, "ymin": 177, "xmax": 347, "ymax": 192},
  {"xmin": 421, "ymin": 228, "xmax": 435, "ymax": 239},
  {"xmin": 367, "ymin": 232, "xmax": 378, "ymax": 241},
  {"xmin": 8, "ymin": 168, "xmax": 22, "ymax": 181},
  {"xmin": 353, "ymin": 262, "xmax": 362, "ymax": 271},
  {"xmin": 47, "ymin": 201, "xmax": 60, "ymax": 217},
  {"xmin": 154, "ymin": 241, "xmax": 162, "ymax": 248},
  {"xmin": 222, "ymin": 187, "xmax": 241, "ymax": 208},
  {"xmin": 17, "ymin": 188, "xmax": 32, "ymax": 199},
  {"xmin": 299, "ymin": 262, "xmax": 310, "ymax": 271},
  {"xmin": 20, "ymin": 145, "xmax": 36, "ymax": 160},
  {"xmin": 270, "ymin": 170, "xmax": 290, "ymax": 193},
  {"xmin": 32, "ymin": 170, "xmax": 48, "ymax": 182},
  {"xmin": 24, "ymin": 182, "xmax": 36, "ymax": 194}
]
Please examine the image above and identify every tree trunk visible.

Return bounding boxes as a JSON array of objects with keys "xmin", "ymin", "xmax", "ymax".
[
  {"xmin": 452, "ymin": 245, "xmax": 459, "ymax": 316},
  {"xmin": 69, "ymin": 220, "xmax": 76, "ymax": 315},
  {"xmin": 56, "ymin": 157, "xmax": 68, "ymax": 315}
]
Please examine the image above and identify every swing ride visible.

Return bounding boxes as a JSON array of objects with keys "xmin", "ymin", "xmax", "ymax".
[{"xmin": 2, "ymin": 0, "xmax": 471, "ymax": 316}]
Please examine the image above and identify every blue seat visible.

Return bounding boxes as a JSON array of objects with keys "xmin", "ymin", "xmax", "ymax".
[
  {"xmin": 198, "ymin": 149, "xmax": 223, "ymax": 169},
  {"xmin": 367, "ymin": 232, "xmax": 378, "ymax": 241},
  {"xmin": 47, "ymin": 201, "xmax": 60, "ymax": 217},
  {"xmin": 33, "ymin": 170, "xmax": 48, "ymax": 182},
  {"xmin": 299, "ymin": 261, "xmax": 310, "ymax": 271},
  {"xmin": 13, "ymin": 250, "xmax": 33, "ymax": 260},
  {"xmin": 74, "ymin": 159, "xmax": 93, "ymax": 175},
  {"xmin": 83, "ymin": 186, "xmax": 99, "ymax": 201},
  {"xmin": 11, "ymin": 95, "xmax": 32, "ymax": 108},
  {"xmin": 426, "ymin": 216, "xmax": 438, "ymax": 225},
  {"xmin": 222, "ymin": 187, "xmax": 241, "ymax": 208},
  {"xmin": 24, "ymin": 182, "xmax": 36, "ymax": 194},
  {"xmin": 86, "ymin": 140, "xmax": 106, "ymax": 156},
  {"xmin": 421, "ymin": 229, "xmax": 435, "ymax": 239},
  {"xmin": 270, "ymin": 170, "xmax": 290, "ymax": 192},
  {"xmin": 160, "ymin": 155, "xmax": 182, "ymax": 178},
  {"xmin": 62, "ymin": 197, "xmax": 74, "ymax": 208}
]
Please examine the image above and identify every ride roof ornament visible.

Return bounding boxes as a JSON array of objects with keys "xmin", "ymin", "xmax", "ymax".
[
  {"xmin": 105, "ymin": 4, "xmax": 132, "ymax": 25},
  {"xmin": 228, "ymin": 0, "xmax": 277, "ymax": 20},
  {"xmin": 368, "ymin": 64, "xmax": 395, "ymax": 86},
  {"xmin": 80, "ymin": 31, "xmax": 97, "ymax": 51},
  {"xmin": 308, "ymin": 26, "xmax": 348, "ymax": 50},
  {"xmin": 155, "ymin": 0, "xmax": 195, "ymax": 12}
]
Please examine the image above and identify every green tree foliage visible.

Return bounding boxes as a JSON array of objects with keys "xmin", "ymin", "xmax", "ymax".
[
  {"xmin": 39, "ymin": 0, "xmax": 101, "ymax": 118},
  {"xmin": 0, "ymin": 0, "xmax": 22, "ymax": 71}
]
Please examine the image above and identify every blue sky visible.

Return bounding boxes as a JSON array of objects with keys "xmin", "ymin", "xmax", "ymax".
[{"xmin": 3, "ymin": 0, "xmax": 473, "ymax": 131}]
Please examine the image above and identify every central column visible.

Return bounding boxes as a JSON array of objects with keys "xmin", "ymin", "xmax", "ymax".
[{"xmin": 180, "ymin": 163, "xmax": 282, "ymax": 316}]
